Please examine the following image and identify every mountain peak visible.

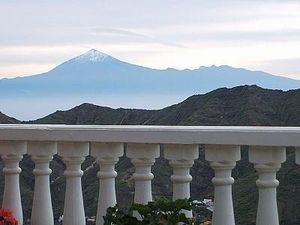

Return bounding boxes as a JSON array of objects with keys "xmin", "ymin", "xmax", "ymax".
[{"xmin": 74, "ymin": 49, "xmax": 111, "ymax": 63}]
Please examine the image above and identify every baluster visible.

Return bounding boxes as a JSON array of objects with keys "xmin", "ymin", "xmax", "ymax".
[
  {"xmin": 296, "ymin": 147, "xmax": 300, "ymax": 165},
  {"xmin": 91, "ymin": 142, "xmax": 124, "ymax": 225},
  {"xmin": 57, "ymin": 142, "xmax": 89, "ymax": 225},
  {"xmin": 127, "ymin": 143, "xmax": 160, "ymax": 205},
  {"xmin": 249, "ymin": 146, "xmax": 286, "ymax": 225},
  {"xmin": 0, "ymin": 141, "xmax": 26, "ymax": 225},
  {"xmin": 28, "ymin": 141, "xmax": 57, "ymax": 225},
  {"xmin": 205, "ymin": 144, "xmax": 240, "ymax": 225},
  {"xmin": 164, "ymin": 144, "xmax": 198, "ymax": 218}
]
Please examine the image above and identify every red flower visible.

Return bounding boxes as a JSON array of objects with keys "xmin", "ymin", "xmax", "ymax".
[{"xmin": 0, "ymin": 209, "xmax": 18, "ymax": 225}]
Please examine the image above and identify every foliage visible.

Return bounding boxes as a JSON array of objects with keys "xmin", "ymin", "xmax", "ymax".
[
  {"xmin": 104, "ymin": 198, "xmax": 196, "ymax": 225},
  {"xmin": 0, "ymin": 209, "xmax": 18, "ymax": 225}
]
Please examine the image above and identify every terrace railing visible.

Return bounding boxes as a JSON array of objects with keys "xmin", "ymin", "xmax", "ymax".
[{"xmin": 0, "ymin": 125, "xmax": 299, "ymax": 225}]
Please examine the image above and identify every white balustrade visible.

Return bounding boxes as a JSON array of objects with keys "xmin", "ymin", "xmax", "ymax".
[
  {"xmin": 0, "ymin": 141, "xmax": 26, "ymax": 225},
  {"xmin": 205, "ymin": 144, "xmax": 240, "ymax": 225},
  {"xmin": 91, "ymin": 142, "xmax": 123, "ymax": 225},
  {"xmin": 296, "ymin": 147, "xmax": 300, "ymax": 165},
  {"xmin": 249, "ymin": 146, "xmax": 286, "ymax": 225},
  {"xmin": 28, "ymin": 141, "xmax": 57, "ymax": 225},
  {"xmin": 57, "ymin": 142, "xmax": 89, "ymax": 225},
  {"xmin": 0, "ymin": 125, "xmax": 299, "ymax": 225},
  {"xmin": 164, "ymin": 144, "xmax": 198, "ymax": 218}
]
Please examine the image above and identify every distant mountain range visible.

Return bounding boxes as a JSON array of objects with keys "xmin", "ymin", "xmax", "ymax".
[
  {"xmin": 0, "ymin": 49, "xmax": 300, "ymax": 120},
  {"xmin": 1, "ymin": 85, "xmax": 300, "ymax": 225}
]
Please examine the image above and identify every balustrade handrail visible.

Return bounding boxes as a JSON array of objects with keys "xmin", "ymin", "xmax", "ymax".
[{"xmin": 0, "ymin": 124, "xmax": 300, "ymax": 146}]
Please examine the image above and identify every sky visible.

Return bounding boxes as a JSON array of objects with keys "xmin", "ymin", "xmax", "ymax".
[{"xmin": 1, "ymin": 0, "xmax": 300, "ymax": 79}]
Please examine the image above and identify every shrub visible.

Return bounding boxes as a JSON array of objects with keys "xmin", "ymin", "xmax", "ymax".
[{"xmin": 104, "ymin": 198, "xmax": 211, "ymax": 225}]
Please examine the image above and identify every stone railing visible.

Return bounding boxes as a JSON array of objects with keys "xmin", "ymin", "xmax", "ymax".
[{"xmin": 0, "ymin": 125, "xmax": 299, "ymax": 225}]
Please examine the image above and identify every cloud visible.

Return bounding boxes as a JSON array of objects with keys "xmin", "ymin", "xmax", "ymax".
[
  {"xmin": 90, "ymin": 27, "xmax": 186, "ymax": 48},
  {"xmin": 0, "ymin": 0, "xmax": 300, "ymax": 79},
  {"xmin": 253, "ymin": 58, "xmax": 300, "ymax": 79}
]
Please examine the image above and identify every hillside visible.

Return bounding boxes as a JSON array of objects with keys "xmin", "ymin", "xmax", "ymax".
[
  {"xmin": 146, "ymin": 85, "xmax": 300, "ymax": 126},
  {"xmin": 0, "ymin": 112, "xmax": 19, "ymax": 124},
  {"xmin": 1, "ymin": 85, "xmax": 300, "ymax": 225},
  {"xmin": 33, "ymin": 103, "xmax": 156, "ymax": 125},
  {"xmin": 36, "ymin": 85, "xmax": 300, "ymax": 126}
]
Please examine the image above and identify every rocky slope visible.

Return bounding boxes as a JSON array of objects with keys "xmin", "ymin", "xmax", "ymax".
[
  {"xmin": 36, "ymin": 85, "xmax": 300, "ymax": 126},
  {"xmin": 0, "ymin": 112, "xmax": 19, "ymax": 124},
  {"xmin": 32, "ymin": 103, "xmax": 156, "ymax": 125}
]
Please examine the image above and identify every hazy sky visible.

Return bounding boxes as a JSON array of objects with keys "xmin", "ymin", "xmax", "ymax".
[{"xmin": 1, "ymin": 0, "xmax": 300, "ymax": 79}]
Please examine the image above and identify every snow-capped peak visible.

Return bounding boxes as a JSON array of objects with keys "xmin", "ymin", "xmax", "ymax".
[{"xmin": 74, "ymin": 49, "xmax": 110, "ymax": 62}]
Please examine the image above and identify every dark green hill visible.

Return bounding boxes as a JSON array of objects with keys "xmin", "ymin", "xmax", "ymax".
[
  {"xmin": 33, "ymin": 103, "xmax": 156, "ymax": 125},
  {"xmin": 147, "ymin": 85, "xmax": 300, "ymax": 126},
  {"xmin": 1, "ymin": 85, "xmax": 300, "ymax": 225},
  {"xmin": 35, "ymin": 85, "xmax": 300, "ymax": 126},
  {"xmin": 0, "ymin": 112, "xmax": 19, "ymax": 124}
]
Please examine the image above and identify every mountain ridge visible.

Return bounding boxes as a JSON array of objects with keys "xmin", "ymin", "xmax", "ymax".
[
  {"xmin": 1, "ymin": 84, "xmax": 300, "ymax": 126},
  {"xmin": 0, "ymin": 112, "xmax": 19, "ymax": 124},
  {"xmin": 1, "ymin": 49, "xmax": 300, "ymax": 120},
  {"xmin": 27, "ymin": 85, "xmax": 300, "ymax": 126},
  {"xmin": 1, "ymin": 49, "xmax": 300, "ymax": 82}
]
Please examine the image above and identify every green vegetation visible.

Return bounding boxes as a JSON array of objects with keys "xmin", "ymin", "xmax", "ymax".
[{"xmin": 104, "ymin": 198, "xmax": 211, "ymax": 225}]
